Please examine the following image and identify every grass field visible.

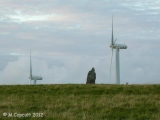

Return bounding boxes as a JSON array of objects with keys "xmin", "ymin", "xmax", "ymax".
[{"xmin": 0, "ymin": 84, "xmax": 160, "ymax": 120}]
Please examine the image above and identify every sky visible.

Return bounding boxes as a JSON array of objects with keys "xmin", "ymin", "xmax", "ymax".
[{"xmin": 0, "ymin": 0, "xmax": 160, "ymax": 85}]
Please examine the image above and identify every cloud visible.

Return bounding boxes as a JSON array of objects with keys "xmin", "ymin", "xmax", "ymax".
[
  {"xmin": 0, "ymin": 0, "xmax": 160, "ymax": 84},
  {"xmin": 7, "ymin": 14, "xmax": 57, "ymax": 23},
  {"xmin": 0, "ymin": 55, "xmax": 109, "ymax": 84},
  {"xmin": 0, "ymin": 57, "xmax": 29, "ymax": 84}
]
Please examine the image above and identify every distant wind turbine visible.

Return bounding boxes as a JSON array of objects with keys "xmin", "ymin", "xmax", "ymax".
[
  {"xmin": 109, "ymin": 17, "xmax": 127, "ymax": 84},
  {"xmin": 29, "ymin": 51, "xmax": 43, "ymax": 85}
]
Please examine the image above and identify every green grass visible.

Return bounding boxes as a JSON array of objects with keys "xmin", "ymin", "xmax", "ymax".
[{"xmin": 0, "ymin": 84, "xmax": 160, "ymax": 120}]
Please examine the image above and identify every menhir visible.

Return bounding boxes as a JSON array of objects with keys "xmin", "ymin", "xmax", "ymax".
[{"xmin": 86, "ymin": 67, "xmax": 96, "ymax": 84}]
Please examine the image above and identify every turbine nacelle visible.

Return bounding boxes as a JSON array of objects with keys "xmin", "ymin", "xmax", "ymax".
[
  {"xmin": 29, "ymin": 75, "xmax": 43, "ymax": 80},
  {"xmin": 110, "ymin": 43, "xmax": 127, "ymax": 49}
]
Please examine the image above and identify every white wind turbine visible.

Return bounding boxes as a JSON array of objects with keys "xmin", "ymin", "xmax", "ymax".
[
  {"xmin": 29, "ymin": 51, "xmax": 43, "ymax": 85},
  {"xmin": 109, "ymin": 17, "xmax": 127, "ymax": 84}
]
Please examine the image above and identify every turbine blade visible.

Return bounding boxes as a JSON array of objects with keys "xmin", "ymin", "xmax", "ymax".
[
  {"xmin": 111, "ymin": 16, "xmax": 114, "ymax": 45},
  {"xmin": 109, "ymin": 48, "xmax": 113, "ymax": 83},
  {"xmin": 114, "ymin": 38, "xmax": 117, "ymax": 44},
  {"xmin": 30, "ymin": 50, "xmax": 32, "ymax": 77}
]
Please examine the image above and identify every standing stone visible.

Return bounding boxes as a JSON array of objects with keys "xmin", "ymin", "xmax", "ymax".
[{"xmin": 86, "ymin": 67, "xmax": 96, "ymax": 84}]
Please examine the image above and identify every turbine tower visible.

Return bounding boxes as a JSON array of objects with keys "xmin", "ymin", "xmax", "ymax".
[
  {"xmin": 109, "ymin": 17, "xmax": 127, "ymax": 84},
  {"xmin": 29, "ymin": 51, "xmax": 43, "ymax": 85}
]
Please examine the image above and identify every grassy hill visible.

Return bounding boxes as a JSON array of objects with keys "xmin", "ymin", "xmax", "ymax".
[{"xmin": 0, "ymin": 84, "xmax": 160, "ymax": 120}]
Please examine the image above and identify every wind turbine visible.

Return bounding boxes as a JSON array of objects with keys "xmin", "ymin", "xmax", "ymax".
[
  {"xmin": 109, "ymin": 17, "xmax": 127, "ymax": 84},
  {"xmin": 29, "ymin": 51, "xmax": 43, "ymax": 85}
]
